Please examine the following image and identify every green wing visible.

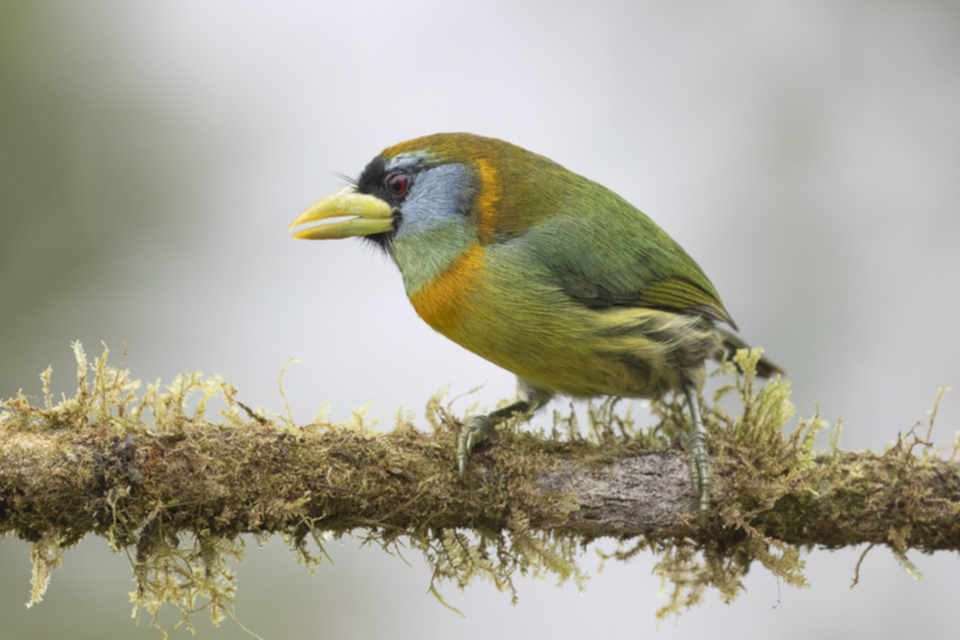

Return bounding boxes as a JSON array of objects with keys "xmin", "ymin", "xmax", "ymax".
[{"xmin": 525, "ymin": 177, "xmax": 737, "ymax": 329}]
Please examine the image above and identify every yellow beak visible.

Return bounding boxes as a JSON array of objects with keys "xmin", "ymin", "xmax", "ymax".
[{"xmin": 288, "ymin": 186, "xmax": 395, "ymax": 240}]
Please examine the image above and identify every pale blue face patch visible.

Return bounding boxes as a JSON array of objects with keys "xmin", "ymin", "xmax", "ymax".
[{"xmin": 394, "ymin": 162, "xmax": 477, "ymax": 239}]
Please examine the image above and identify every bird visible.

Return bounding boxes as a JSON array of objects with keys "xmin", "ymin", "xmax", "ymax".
[{"xmin": 289, "ymin": 133, "xmax": 781, "ymax": 521}]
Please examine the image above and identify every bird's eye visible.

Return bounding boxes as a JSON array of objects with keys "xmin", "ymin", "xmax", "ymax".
[{"xmin": 386, "ymin": 173, "xmax": 409, "ymax": 196}]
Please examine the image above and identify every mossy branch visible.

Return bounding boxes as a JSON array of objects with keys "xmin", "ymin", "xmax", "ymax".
[{"xmin": 1, "ymin": 343, "xmax": 957, "ymax": 636}]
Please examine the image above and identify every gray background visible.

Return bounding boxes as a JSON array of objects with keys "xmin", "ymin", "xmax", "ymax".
[{"xmin": 2, "ymin": 1, "xmax": 958, "ymax": 638}]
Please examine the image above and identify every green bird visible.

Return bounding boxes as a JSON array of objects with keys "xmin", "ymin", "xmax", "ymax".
[{"xmin": 289, "ymin": 133, "xmax": 780, "ymax": 520}]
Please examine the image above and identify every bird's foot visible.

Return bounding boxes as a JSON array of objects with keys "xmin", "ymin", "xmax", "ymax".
[
  {"xmin": 679, "ymin": 427, "xmax": 711, "ymax": 525},
  {"xmin": 457, "ymin": 414, "xmax": 499, "ymax": 479}
]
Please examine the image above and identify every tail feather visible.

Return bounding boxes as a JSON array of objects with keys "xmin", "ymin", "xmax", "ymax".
[{"xmin": 716, "ymin": 328, "xmax": 784, "ymax": 378}]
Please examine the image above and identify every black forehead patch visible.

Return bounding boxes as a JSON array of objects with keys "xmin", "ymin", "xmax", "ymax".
[{"xmin": 356, "ymin": 156, "xmax": 387, "ymax": 197}]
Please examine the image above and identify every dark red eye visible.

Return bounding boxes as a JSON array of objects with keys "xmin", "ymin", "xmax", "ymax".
[{"xmin": 387, "ymin": 173, "xmax": 409, "ymax": 196}]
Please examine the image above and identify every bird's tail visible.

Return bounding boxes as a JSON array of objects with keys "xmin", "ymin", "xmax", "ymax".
[{"xmin": 715, "ymin": 328, "xmax": 784, "ymax": 378}]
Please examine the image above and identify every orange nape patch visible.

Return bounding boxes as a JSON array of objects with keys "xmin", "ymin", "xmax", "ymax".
[
  {"xmin": 409, "ymin": 244, "xmax": 485, "ymax": 335},
  {"xmin": 473, "ymin": 158, "xmax": 504, "ymax": 245}
]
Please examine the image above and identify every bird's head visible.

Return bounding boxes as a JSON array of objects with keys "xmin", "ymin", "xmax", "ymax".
[{"xmin": 288, "ymin": 133, "xmax": 563, "ymax": 253}]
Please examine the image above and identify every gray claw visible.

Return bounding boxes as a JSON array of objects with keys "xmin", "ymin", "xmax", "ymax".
[
  {"xmin": 683, "ymin": 430, "xmax": 711, "ymax": 523},
  {"xmin": 456, "ymin": 415, "xmax": 496, "ymax": 480}
]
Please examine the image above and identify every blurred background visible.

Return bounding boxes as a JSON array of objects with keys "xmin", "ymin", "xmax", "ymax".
[{"xmin": 2, "ymin": 1, "xmax": 958, "ymax": 638}]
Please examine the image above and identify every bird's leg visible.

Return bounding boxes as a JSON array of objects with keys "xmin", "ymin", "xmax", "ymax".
[
  {"xmin": 457, "ymin": 400, "xmax": 531, "ymax": 479},
  {"xmin": 457, "ymin": 381, "xmax": 553, "ymax": 480},
  {"xmin": 680, "ymin": 382, "xmax": 711, "ymax": 523}
]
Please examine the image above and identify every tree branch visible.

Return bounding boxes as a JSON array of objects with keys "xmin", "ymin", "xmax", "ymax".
[
  {"xmin": 1, "ymin": 344, "xmax": 957, "ymax": 630},
  {"xmin": 4, "ymin": 412, "xmax": 959, "ymax": 546}
]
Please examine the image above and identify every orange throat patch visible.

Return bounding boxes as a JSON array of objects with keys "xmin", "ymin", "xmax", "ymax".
[{"xmin": 408, "ymin": 244, "xmax": 485, "ymax": 336}]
